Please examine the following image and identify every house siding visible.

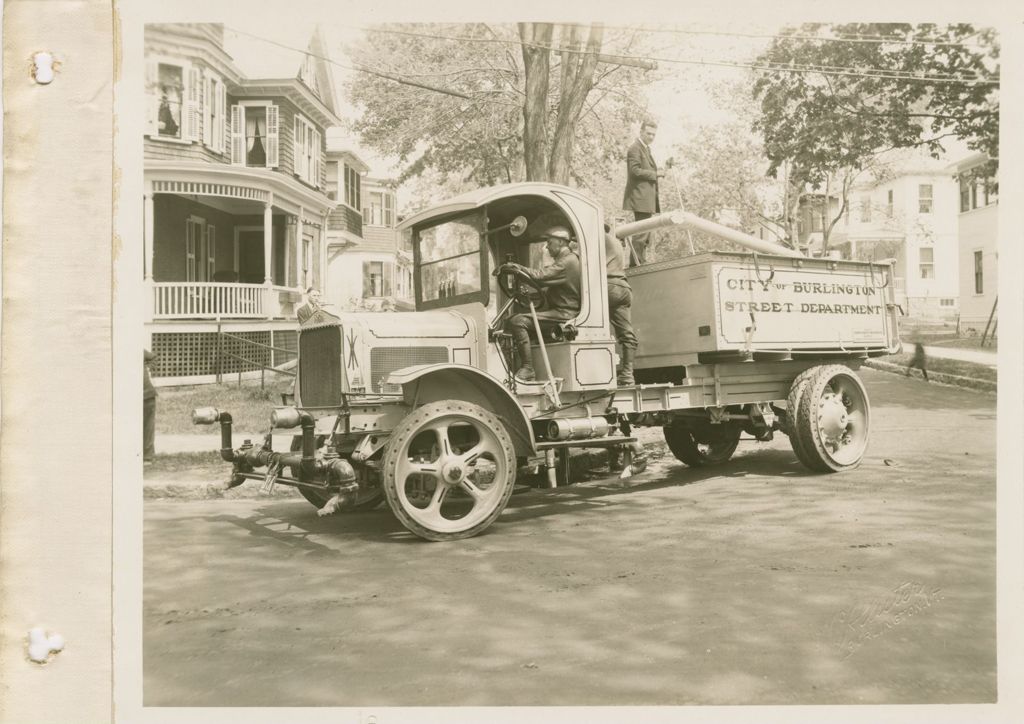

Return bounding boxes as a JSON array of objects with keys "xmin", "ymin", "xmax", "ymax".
[
  {"xmin": 145, "ymin": 137, "xmax": 230, "ymax": 165},
  {"xmin": 360, "ymin": 224, "xmax": 400, "ymax": 254},
  {"xmin": 328, "ymin": 204, "xmax": 362, "ymax": 237},
  {"xmin": 957, "ymin": 204, "xmax": 998, "ymax": 329}
]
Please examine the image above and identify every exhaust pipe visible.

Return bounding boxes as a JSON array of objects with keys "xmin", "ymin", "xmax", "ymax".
[{"xmin": 192, "ymin": 408, "xmax": 237, "ymax": 463}]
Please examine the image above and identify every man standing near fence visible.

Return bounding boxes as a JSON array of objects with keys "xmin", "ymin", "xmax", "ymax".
[{"xmin": 144, "ymin": 349, "xmax": 157, "ymax": 463}]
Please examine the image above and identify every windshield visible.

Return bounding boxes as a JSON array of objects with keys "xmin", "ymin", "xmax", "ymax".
[{"xmin": 415, "ymin": 211, "xmax": 488, "ymax": 309}]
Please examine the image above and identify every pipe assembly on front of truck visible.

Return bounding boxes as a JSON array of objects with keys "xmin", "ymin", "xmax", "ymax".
[{"xmin": 614, "ymin": 209, "xmax": 805, "ymax": 259}]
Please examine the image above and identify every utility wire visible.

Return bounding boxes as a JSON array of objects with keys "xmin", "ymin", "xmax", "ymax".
[
  {"xmin": 348, "ymin": 24, "xmax": 999, "ymax": 85},
  {"xmin": 225, "ymin": 24, "xmax": 999, "ymax": 101},
  {"xmin": 224, "ymin": 26, "xmax": 472, "ymax": 99},
  {"xmin": 598, "ymin": 24, "xmax": 991, "ymax": 48}
]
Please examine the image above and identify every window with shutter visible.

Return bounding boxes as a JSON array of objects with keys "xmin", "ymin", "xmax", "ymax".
[
  {"xmin": 154, "ymin": 61, "xmax": 185, "ymax": 140},
  {"xmin": 383, "ymin": 261, "xmax": 394, "ymax": 297},
  {"xmin": 145, "ymin": 61, "xmax": 158, "ymax": 136},
  {"xmin": 294, "ymin": 117, "xmax": 303, "ymax": 179},
  {"xmin": 266, "ymin": 105, "xmax": 279, "ymax": 168},
  {"xmin": 384, "ymin": 192, "xmax": 394, "ymax": 227},
  {"xmin": 186, "ymin": 66, "xmax": 201, "ymax": 142},
  {"xmin": 230, "ymin": 105, "xmax": 243, "ymax": 164},
  {"xmin": 203, "ymin": 73, "xmax": 213, "ymax": 147},
  {"xmin": 219, "ymin": 85, "xmax": 228, "ymax": 154},
  {"xmin": 186, "ymin": 217, "xmax": 203, "ymax": 281},
  {"xmin": 207, "ymin": 226, "xmax": 217, "ymax": 280},
  {"xmin": 313, "ymin": 129, "xmax": 321, "ymax": 187}
]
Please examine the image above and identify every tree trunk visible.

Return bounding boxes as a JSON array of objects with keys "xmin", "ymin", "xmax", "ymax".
[
  {"xmin": 518, "ymin": 23, "xmax": 553, "ymax": 182},
  {"xmin": 549, "ymin": 24, "xmax": 603, "ymax": 185}
]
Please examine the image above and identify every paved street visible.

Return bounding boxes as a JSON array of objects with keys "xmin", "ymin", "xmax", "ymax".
[{"xmin": 143, "ymin": 368, "xmax": 996, "ymax": 707}]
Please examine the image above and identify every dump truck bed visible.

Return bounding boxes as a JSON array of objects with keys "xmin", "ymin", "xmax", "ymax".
[{"xmin": 629, "ymin": 251, "xmax": 900, "ymax": 369}]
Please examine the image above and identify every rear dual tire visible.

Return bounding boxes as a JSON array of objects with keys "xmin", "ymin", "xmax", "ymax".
[{"xmin": 787, "ymin": 365, "xmax": 871, "ymax": 472}]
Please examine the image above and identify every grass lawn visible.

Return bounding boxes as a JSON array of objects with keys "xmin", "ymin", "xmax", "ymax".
[{"xmin": 155, "ymin": 377, "xmax": 293, "ymax": 435}]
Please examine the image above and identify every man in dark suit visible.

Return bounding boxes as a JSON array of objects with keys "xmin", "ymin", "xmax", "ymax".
[
  {"xmin": 296, "ymin": 287, "xmax": 322, "ymax": 324},
  {"xmin": 622, "ymin": 119, "xmax": 664, "ymax": 266}
]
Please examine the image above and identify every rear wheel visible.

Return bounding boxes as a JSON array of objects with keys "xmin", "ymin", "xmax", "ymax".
[
  {"xmin": 784, "ymin": 368, "xmax": 820, "ymax": 470},
  {"xmin": 663, "ymin": 422, "xmax": 742, "ymax": 467},
  {"xmin": 794, "ymin": 365, "xmax": 871, "ymax": 472},
  {"xmin": 382, "ymin": 400, "xmax": 517, "ymax": 541}
]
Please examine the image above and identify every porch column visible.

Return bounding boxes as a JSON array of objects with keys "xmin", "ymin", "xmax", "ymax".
[
  {"xmin": 263, "ymin": 198, "xmax": 273, "ymax": 319},
  {"xmin": 320, "ymin": 212, "xmax": 329, "ymax": 294},
  {"xmin": 144, "ymin": 184, "xmax": 155, "ymax": 322},
  {"xmin": 296, "ymin": 207, "xmax": 304, "ymax": 290}
]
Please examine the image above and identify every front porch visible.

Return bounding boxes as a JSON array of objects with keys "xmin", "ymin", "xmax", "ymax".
[
  {"xmin": 144, "ymin": 163, "xmax": 334, "ymax": 321},
  {"xmin": 151, "ymin": 281, "xmax": 295, "ymax": 319}
]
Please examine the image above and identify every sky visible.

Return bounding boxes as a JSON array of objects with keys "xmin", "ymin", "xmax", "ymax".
[
  {"xmin": 221, "ymin": 20, "xmax": 780, "ymax": 181},
  {"xmin": 219, "ymin": 19, "xmax": 987, "ymax": 212}
]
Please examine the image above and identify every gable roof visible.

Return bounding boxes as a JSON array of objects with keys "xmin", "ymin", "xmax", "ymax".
[{"xmin": 223, "ymin": 23, "xmax": 337, "ymax": 116}]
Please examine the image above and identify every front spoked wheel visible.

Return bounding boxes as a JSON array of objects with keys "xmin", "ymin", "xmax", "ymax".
[{"xmin": 382, "ymin": 400, "xmax": 517, "ymax": 541}]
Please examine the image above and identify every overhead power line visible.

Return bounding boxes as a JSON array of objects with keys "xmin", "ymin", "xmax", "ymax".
[
  {"xmin": 349, "ymin": 24, "xmax": 999, "ymax": 85},
  {"xmin": 224, "ymin": 26, "xmax": 471, "ymax": 99},
  {"xmin": 224, "ymin": 24, "xmax": 1000, "ymax": 106},
  {"xmin": 599, "ymin": 24, "xmax": 990, "ymax": 48}
]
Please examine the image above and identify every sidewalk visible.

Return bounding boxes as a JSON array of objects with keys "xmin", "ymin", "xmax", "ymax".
[
  {"xmin": 922, "ymin": 345, "xmax": 997, "ymax": 368},
  {"xmin": 158, "ymin": 432, "xmax": 295, "ymax": 454}
]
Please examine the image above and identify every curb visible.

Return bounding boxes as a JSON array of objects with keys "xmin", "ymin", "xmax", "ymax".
[{"xmin": 863, "ymin": 359, "xmax": 996, "ymax": 393}]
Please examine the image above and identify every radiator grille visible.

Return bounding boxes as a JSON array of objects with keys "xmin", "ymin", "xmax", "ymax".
[
  {"xmin": 299, "ymin": 326, "xmax": 343, "ymax": 407},
  {"xmin": 370, "ymin": 347, "xmax": 448, "ymax": 392}
]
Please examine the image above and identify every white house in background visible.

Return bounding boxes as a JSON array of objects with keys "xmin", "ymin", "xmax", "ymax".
[
  {"xmin": 949, "ymin": 152, "xmax": 999, "ymax": 334},
  {"xmin": 835, "ymin": 156, "xmax": 959, "ymax": 319},
  {"xmin": 324, "ymin": 161, "xmax": 413, "ymax": 310}
]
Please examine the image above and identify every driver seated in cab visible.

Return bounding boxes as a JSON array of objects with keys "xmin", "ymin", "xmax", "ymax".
[{"xmin": 501, "ymin": 217, "xmax": 581, "ymax": 382}]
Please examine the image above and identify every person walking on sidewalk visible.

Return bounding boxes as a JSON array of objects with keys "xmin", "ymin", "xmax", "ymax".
[
  {"xmin": 144, "ymin": 349, "xmax": 157, "ymax": 462},
  {"xmin": 907, "ymin": 341, "xmax": 930, "ymax": 382}
]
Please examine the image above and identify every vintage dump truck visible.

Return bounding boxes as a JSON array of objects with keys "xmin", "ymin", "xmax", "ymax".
[{"xmin": 193, "ymin": 182, "xmax": 900, "ymax": 541}]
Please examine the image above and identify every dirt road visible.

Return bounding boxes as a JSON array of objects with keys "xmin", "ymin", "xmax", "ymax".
[{"xmin": 143, "ymin": 369, "xmax": 996, "ymax": 707}]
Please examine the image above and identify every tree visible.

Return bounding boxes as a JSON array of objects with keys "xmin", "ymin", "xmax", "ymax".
[
  {"xmin": 751, "ymin": 23, "xmax": 999, "ymax": 251},
  {"xmin": 344, "ymin": 23, "xmax": 654, "ymax": 190}
]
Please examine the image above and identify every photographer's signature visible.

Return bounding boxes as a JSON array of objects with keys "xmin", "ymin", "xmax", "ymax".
[{"xmin": 828, "ymin": 581, "xmax": 944, "ymax": 659}]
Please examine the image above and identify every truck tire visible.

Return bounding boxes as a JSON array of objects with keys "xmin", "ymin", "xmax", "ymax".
[
  {"xmin": 381, "ymin": 400, "xmax": 517, "ymax": 541},
  {"xmin": 785, "ymin": 368, "xmax": 820, "ymax": 470},
  {"xmin": 794, "ymin": 365, "xmax": 871, "ymax": 472},
  {"xmin": 290, "ymin": 435, "xmax": 383, "ymax": 512},
  {"xmin": 663, "ymin": 422, "xmax": 741, "ymax": 467}
]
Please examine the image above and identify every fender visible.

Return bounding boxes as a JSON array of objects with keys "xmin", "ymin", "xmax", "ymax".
[{"xmin": 386, "ymin": 363, "xmax": 536, "ymax": 457}]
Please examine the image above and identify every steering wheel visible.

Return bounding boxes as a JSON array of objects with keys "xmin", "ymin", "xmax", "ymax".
[{"xmin": 495, "ymin": 263, "xmax": 547, "ymax": 311}]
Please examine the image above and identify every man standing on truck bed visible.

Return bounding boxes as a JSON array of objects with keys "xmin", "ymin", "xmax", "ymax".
[
  {"xmin": 622, "ymin": 119, "xmax": 664, "ymax": 267},
  {"xmin": 503, "ymin": 220, "xmax": 581, "ymax": 382},
  {"xmin": 605, "ymin": 227, "xmax": 639, "ymax": 386}
]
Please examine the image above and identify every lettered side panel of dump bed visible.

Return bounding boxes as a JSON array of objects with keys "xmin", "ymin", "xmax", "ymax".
[{"xmin": 629, "ymin": 252, "xmax": 899, "ymax": 369}]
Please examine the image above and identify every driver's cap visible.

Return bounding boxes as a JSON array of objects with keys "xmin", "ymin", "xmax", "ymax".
[
  {"xmin": 539, "ymin": 228, "xmax": 572, "ymax": 244},
  {"xmin": 536, "ymin": 215, "xmax": 577, "ymax": 246}
]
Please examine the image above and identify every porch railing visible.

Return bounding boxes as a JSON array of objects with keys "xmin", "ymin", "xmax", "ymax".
[{"xmin": 152, "ymin": 282, "xmax": 266, "ymax": 319}]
